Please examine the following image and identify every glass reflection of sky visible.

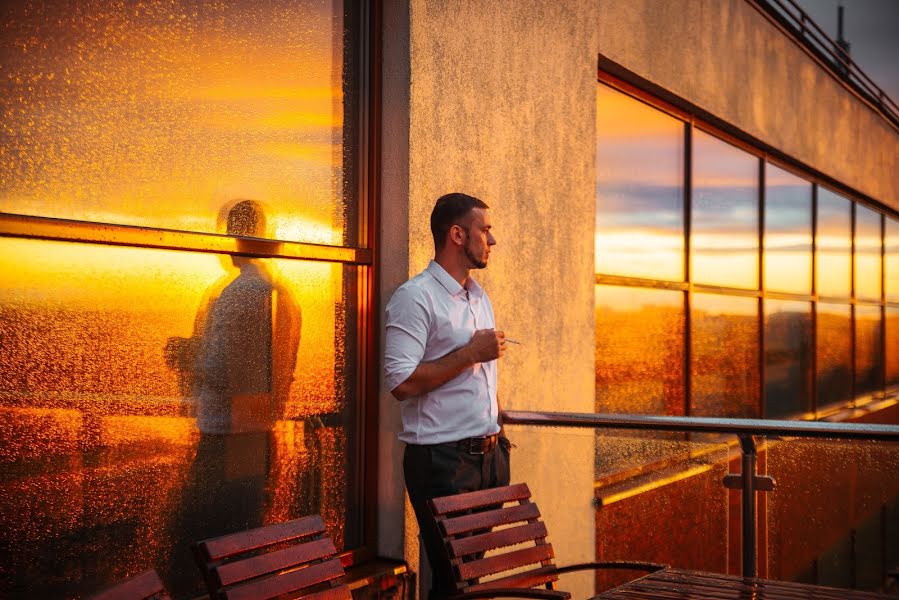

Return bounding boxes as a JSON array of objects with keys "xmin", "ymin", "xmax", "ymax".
[
  {"xmin": 595, "ymin": 285, "xmax": 685, "ymax": 415},
  {"xmin": 887, "ymin": 307, "xmax": 899, "ymax": 386},
  {"xmin": 691, "ymin": 293, "xmax": 759, "ymax": 418},
  {"xmin": 816, "ymin": 302, "xmax": 851, "ymax": 408},
  {"xmin": 764, "ymin": 164, "xmax": 812, "ymax": 294},
  {"xmin": 764, "ymin": 299, "xmax": 812, "ymax": 418},
  {"xmin": 816, "ymin": 188, "xmax": 851, "ymax": 298},
  {"xmin": 855, "ymin": 205, "xmax": 882, "ymax": 301},
  {"xmin": 855, "ymin": 304, "xmax": 883, "ymax": 396},
  {"xmin": 596, "ymin": 85, "xmax": 684, "ymax": 281},
  {"xmin": 888, "ymin": 218, "xmax": 899, "ymax": 302},
  {"xmin": 691, "ymin": 130, "xmax": 759, "ymax": 289},
  {"xmin": 0, "ymin": 0, "xmax": 349, "ymax": 246}
]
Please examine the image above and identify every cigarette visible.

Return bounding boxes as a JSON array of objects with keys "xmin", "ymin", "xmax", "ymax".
[{"xmin": 505, "ymin": 338, "xmax": 522, "ymax": 345}]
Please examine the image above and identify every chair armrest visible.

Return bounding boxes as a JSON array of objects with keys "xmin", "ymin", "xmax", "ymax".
[
  {"xmin": 450, "ymin": 588, "xmax": 570, "ymax": 599},
  {"xmin": 554, "ymin": 561, "xmax": 668, "ymax": 576}
]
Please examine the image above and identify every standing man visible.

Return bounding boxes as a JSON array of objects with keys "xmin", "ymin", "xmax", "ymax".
[{"xmin": 384, "ymin": 192, "xmax": 511, "ymax": 598}]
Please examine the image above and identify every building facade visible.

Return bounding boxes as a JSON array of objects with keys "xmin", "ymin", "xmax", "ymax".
[{"xmin": 1, "ymin": 1, "xmax": 897, "ymax": 598}]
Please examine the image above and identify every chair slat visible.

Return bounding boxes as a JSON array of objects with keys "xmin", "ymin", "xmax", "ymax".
[
  {"xmin": 449, "ymin": 521, "xmax": 549, "ymax": 558},
  {"xmin": 223, "ymin": 558, "xmax": 345, "ymax": 600},
  {"xmin": 89, "ymin": 570, "xmax": 169, "ymax": 600},
  {"xmin": 199, "ymin": 515, "xmax": 326, "ymax": 562},
  {"xmin": 466, "ymin": 566, "xmax": 560, "ymax": 594},
  {"xmin": 430, "ymin": 483, "xmax": 531, "ymax": 515},
  {"xmin": 457, "ymin": 544, "xmax": 555, "ymax": 581},
  {"xmin": 214, "ymin": 537, "xmax": 337, "ymax": 587},
  {"xmin": 441, "ymin": 502, "xmax": 541, "ymax": 537}
]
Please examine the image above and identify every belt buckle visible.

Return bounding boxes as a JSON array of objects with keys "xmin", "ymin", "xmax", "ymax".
[{"xmin": 469, "ymin": 437, "xmax": 486, "ymax": 455}]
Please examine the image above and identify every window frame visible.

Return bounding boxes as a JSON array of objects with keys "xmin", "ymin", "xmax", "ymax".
[
  {"xmin": 0, "ymin": 0, "xmax": 381, "ymax": 568},
  {"xmin": 597, "ymin": 61, "xmax": 897, "ymax": 419}
]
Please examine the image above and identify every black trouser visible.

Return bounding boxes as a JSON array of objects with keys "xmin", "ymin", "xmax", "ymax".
[{"xmin": 403, "ymin": 438, "xmax": 511, "ymax": 599}]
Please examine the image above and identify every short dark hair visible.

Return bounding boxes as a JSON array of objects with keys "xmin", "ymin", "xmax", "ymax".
[{"xmin": 430, "ymin": 193, "xmax": 489, "ymax": 249}]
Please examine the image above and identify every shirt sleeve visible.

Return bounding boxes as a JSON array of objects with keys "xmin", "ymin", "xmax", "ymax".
[{"xmin": 384, "ymin": 284, "xmax": 431, "ymax": 392}]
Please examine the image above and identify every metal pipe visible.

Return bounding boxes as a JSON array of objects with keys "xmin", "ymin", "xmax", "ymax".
[
  {"xmin": 503, "ymin": 410, "xmax": 899, "ymax": 441},
  {"xmin": 739, "ymin": 435, "xmax": 758, "ymax": 577}
]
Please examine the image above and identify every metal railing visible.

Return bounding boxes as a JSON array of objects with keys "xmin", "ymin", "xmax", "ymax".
[
  {"xmin": 753, "ymin": 0, "xmax": 899, "ymax": 129},
  {"xmin": 503, "ymin": 410, "xmax": 899, "ymax": 579}
]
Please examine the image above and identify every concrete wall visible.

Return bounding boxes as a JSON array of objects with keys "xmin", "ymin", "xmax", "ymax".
[
  {"xmin": 597, "ymin": 0, "xmax": 899, "ymax": 209},
  {"xmin": 380, "ymin": 0, "xmax": 600, "ymax": 597}
]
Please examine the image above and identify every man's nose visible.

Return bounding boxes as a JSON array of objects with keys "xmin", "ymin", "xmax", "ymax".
[{"xmin": 487, "ymin": 232, "xmax": 496, "ymax": 245}]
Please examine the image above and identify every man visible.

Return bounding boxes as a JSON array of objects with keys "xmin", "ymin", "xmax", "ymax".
[{"xmin": 384, "ymin": 192, "xmax": 511, "ymax": 598}]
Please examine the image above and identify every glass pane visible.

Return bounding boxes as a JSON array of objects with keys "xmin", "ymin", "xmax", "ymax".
[
  {"xmin": 691, "ymin": 130, "xmax": 759, "ymax": 289},
  {"xmin": 596, "ymin": 85, "xmax": 684, "ymax": 281},
  {"xmin": 855, "ymin": 304, "xmax": 883, "ymax": 397},
  {"xmin": 0, "ymin": 238, "xmax": 360, "ymax": 598},
  {"xmin": 816, "ymin": 302, "xmax": 852, "ymax": 409},
  {"xmin": 1, "ymin": 1, "xmax": 356, "ymax": 247},
  {"xmin": 764, "ymin": 164, "xmax": 812, "ymax": 294},
  {"xmin": 767, "ymin": 439, "xmax": 899, "ymax": 592},
  {"xmin": 595, "ymin": 285, "xmax": 684, "ymax": 415},
  {"xmin": 592, "ymin": 430, "xmax": 730, "ymax": 592},
  {"xmin": 816, "ymin": 188, "xmax": 852, "ymax": 298},
  {"xmin": 764, "ymin": 299, "xmax": 812, "ymax": 418},
  {"xmin": 854, "ymin": 205, "xmax": 883, "ymax": 301},
  {"xmin": 887, "ymin": 218, "xmax": 899, "ymax": 302},
  {"xmin": 887, "ymin": 307, "xmax": 899, "ymax": 388},
  {"xmin": 690, "ymin": 293, "xmax": 759, "ymax": 417}
]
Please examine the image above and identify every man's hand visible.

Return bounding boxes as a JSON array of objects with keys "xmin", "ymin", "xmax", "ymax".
[
  {"xmin": 391, "ymin": 328, "xmax": 505, "ymax": 401},
  {"xmin": 467, "ymin": 328, "xmax": 506, "ymax": 363}
]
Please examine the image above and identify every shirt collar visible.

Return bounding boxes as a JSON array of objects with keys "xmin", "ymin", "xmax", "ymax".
[{"xmin": 426, "ymin": 260, "xmax": 483, "ymax": 299}]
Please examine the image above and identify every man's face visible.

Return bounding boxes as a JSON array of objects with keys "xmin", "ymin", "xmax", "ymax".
[{"xmin": 461, "ymin": 208, "xmax": 496, "ymax": 269}]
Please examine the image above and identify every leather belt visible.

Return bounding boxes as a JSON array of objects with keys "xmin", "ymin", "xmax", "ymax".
[{"xmin": 456, "ymin": 433, "xmax": 499, "ymax": 455}]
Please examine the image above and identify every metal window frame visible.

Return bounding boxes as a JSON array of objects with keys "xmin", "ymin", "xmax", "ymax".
[
  {"xmin": 597, "ymin": 63, "xmax": 895, "ymax": 422},
  {"xmin": 0, "ymin": 0, "xmax": 382, "ymax": 568}
]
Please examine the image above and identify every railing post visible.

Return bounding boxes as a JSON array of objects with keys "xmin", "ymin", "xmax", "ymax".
[
  {"xmin": 740, "ymin": 436, "xmax": 758, "ymax": 578},
  {"xmin": 723, "ymin": 435, "xmax": 776, "ymax": 578}
]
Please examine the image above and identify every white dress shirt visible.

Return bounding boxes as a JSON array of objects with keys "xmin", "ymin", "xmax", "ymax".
[{"xmin": 385, "ymin": 260, "xmax": 499, "ymax": 444}]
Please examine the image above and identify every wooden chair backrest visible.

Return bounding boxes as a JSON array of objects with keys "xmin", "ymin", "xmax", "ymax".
[
  {"xmin": 192, "ymin": 515, "xmax": 351, "ymax": 600},
  {"xmin": 428, "ymin": 483, "xmax": 560, "ymax": 595},
  {"xmin": 88, "ymin": 569, "xmax": 171, "ymax": 600}
]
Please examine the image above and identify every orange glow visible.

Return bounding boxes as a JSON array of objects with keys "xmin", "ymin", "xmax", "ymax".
[{"xmin": 1, "ymin": 0, "xmax": 351, "ymax": 246}]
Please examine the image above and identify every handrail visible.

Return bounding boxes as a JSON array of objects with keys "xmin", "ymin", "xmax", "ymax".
[
  {"xmin": 503, "ymin": 410, "xmax": 899, "ymax": 441},
  {"xmin": 751, "ymin": 0, "xmax": 899, "ymax": 129},
  {"xmin": 503, "ymin": 409, "xmax": 899, "ymax": 579}
]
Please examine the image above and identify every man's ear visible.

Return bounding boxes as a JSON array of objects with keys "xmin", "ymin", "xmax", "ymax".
[{"xmin": 449, "ymin": 224, "xmax": 466, "ymax": 246}]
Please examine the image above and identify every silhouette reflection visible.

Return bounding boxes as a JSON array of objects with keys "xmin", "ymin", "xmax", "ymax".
[{"xmin": 164, "ymin": 200, "xmax": 302, "ymax": 594}]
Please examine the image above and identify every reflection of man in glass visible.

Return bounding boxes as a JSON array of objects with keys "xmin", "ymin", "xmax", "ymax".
[{"xmin": 166, "ymin": 200, "xmax": 301, "ymax": 594}]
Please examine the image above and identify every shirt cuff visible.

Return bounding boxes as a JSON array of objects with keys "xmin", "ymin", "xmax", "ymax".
[{"xmin": 385, "ymin": 364, "xmax": 417, "ymax": 392}]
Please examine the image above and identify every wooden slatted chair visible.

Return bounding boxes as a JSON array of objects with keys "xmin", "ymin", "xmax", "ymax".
[
  {"xmin": 88, "ymin": 569, "xmax": 171, "ymax": 600},
  {"xmin": 428, "ymin": 483, "xmax": 666, "ymax": 599},
  {"xmin": 192, "ymin": 515, "xmax": 351, "ymax": 600}
]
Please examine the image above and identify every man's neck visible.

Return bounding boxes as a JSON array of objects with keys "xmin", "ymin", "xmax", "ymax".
[{"xmin": 434, "ymin": 255, "xmax": 470, "ymax": 287}]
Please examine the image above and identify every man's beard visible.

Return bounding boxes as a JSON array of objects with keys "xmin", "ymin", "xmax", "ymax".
[{"xmin": 464, "ymin": 242, "xmax": 487, "ymax": 269}]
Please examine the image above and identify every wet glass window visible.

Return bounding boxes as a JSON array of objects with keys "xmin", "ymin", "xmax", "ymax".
[
  {"xmin": 691, "ymin": 130, "xmax": 759, "ymax": 289},
  {"xmin": 887, "ymin": 218, "xmax": 899, "ymax": 302},
  {"xmin": 764, "ymin": 299, "xmax": 812, "ymax": 418},
  {"xmin": 690, "ymin": 293, "xmax": 760, "ymax": 418},
  {"xmin": 595, "ymin": 285, "xmax": 685, "ymax": 415},
  {"xmin": 816, "ymin": 188, "xmax": 852, "ymax": 299},
  {"xmin": 1, "ymin": 0, "xmax": 357, "ymax": 247},
  {"xmin": 0, "ymin": 237, "xmax": 361, "ymax": 597},
  {"xmin": 855, "ymin": 304, "xmax": 883, "ymax": 397},
  {"xmin": 596, "ymin": 85, "xmax": 685, "ymax": 281},
  {"xmin": 816, "ymin": 302, "xmax": 852, "ymax": 409},
  {"xmin": 854, "ymin": 205, "xmax": 883, "ymax": 302},
  {"xmin": 887, "ymin": 307, "xmax": 899, "ymax": 388},
  {"xmin": 763, "ymin": 164, "xmax": 812, "ymax": 294}
]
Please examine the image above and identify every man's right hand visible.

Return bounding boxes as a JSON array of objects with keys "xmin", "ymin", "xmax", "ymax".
[{"xmin": 467, "ymin": 328, "xmax": 505, "ymax": 363}]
